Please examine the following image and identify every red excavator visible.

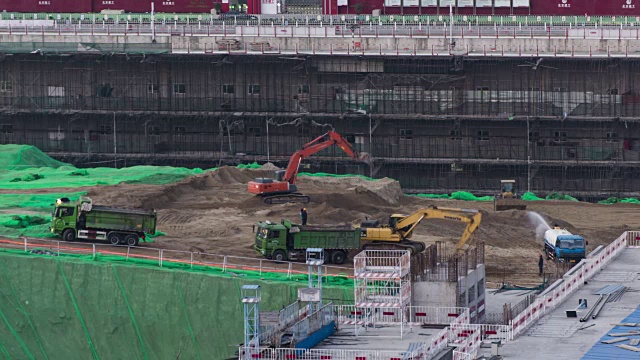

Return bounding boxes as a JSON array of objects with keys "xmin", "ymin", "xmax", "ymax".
[{"xmin": 248, "ymin": 130, "xmax": 360, "ymax": 205}]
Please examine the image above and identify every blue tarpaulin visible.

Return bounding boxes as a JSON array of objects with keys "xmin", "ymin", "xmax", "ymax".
[{"xmin": 581, "ymin": 305, "xmax": 640, "ymax": 360}]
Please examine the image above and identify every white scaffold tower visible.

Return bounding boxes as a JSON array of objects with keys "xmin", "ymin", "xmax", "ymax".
[
  {"xmin": 241, "ymin": 285, "xmax": 261, "ymax": 360},
  {"xmin": 298, "ymin": 248, "xmax": 324, "ymax": 313},
  {"xmin": 353, "ymin": 249, "xmax": 412, "ymax": 338}
]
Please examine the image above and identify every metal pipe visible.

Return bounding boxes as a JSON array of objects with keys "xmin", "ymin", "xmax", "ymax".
[
  {"xmin": 592, "ymin": 294, "xmax": 610, "ymax": 319},
  {"xmin": 580, "ymin": 295, "xmax": 603, "ymax": 322}
]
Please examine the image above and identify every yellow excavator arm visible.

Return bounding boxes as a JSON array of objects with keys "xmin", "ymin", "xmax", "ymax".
[{"xmin": 362, "ymin": 206, "xmax": 482, "ymax": 253}]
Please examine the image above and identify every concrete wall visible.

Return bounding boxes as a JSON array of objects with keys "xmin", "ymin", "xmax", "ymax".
[
  {"xmin": 413, "ymin": 281, "xmax": 457, "ymax": 307},
  {"xmin": 460, "ymin": 264, "xmax": 486, "ymax": 323},
  {"xmin": 412, "ymin": 264, "xmax": 486, "ymax": 323}
]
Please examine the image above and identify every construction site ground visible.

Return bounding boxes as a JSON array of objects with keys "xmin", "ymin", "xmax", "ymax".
[{"xmin": 4, "ymin": 165, "xmax": 640, "ymax": 288}]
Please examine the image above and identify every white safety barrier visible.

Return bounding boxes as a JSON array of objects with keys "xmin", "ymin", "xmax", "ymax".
[
  {"xmin": 452, "ymin": 350, "xmax": 474, "ymax": 360},
  {"xmin": 333, "ymin": 305, "xmax": 467, "ymax": 326},
  {"xmin": 627, "ymin": 231, "xmax": 640, "ymax": 247},
  {"xmin": 239, "ymin": 346, "xmax": 423, "ymax": 360}
]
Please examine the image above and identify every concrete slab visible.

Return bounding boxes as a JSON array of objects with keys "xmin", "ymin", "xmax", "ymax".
[
  {"xmin": 485, "ymin": 289, "xmax": 537, "ymax": 315},
  {"xmin": 478, "ymin": 248, "xmax": 640, "ymax": 359},
  {"xmin": 315, "ymin": 324, "xmax": 438, "ymax": 352}
]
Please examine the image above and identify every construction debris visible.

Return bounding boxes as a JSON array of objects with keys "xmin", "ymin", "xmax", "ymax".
[
  {"xmin": 616, "ymin": 344, "xmax": 640, "ymax": 352},
  {"xmin": 608, "ymin": 331, "xmax": 640, "ymax": 337},
  {"xmin": 595, "ymin": 284, "xmax": 628, "ymax": 303},
  {"xmin": 602, "ymin": 338, "xmax": 630, "ymax": 344},
  {"xmin": 577, "ymin": 324, "xmax": 595, "ymax": 331}
]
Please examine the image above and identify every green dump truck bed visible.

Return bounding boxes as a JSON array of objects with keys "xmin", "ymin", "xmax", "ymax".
[
  {"xmin": 289, "ymin": 224, "xmax": 360, "ymax": 250},
  {"xmin": 84, "ymin": 205, "xmax": 156, "ymax": 234},
  {"xmin": 254, "ymin": 219, "xmax": 360, "ymax": 264}
]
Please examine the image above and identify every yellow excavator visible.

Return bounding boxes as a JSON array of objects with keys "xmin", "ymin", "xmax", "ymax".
[{"xmin": 359, "ymin": 206, "xmax": 483, "ymax": 254}]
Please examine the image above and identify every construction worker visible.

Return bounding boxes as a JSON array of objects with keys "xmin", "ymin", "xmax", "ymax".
[
  {"xmin": 300, "ymin": 208, "xmax": 308, "ymax": 225},
  {"xmin": 538, "ymin": 254, "xmax": 544, "ymax": 276}
]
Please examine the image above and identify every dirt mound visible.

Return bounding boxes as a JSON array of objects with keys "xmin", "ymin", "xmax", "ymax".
[
  {"xmin": 307, "ymin": 202, "xmax": 364, "ymax": 225},
  {"xmin": 303, "ymin": 176, "xmax": 403, "ymax": 205},
  {"xmin": 261, "ymin": 162, "xmax": 280, "ymax": 170}
]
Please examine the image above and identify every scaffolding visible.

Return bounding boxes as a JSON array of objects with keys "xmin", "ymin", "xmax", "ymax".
[
  {"xmin": 353, "ymin": 250, "xmax": 411, "ymax": 338},
  {"xmin": 241, "ymin": 285, "xmax": 261, "ymax": 360},
  {"xmin": 1, "ymin": 54, "xmax": 640, "ymax": 197}
]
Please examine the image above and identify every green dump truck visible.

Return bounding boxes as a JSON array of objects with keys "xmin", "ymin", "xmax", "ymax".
[
  {"xmin": 50, "ymin": 197, "xmax": 156, "ymax": 246},
  {"xmin": 254, "ymin": 219, "xmax": 360, "ymax": 264}
]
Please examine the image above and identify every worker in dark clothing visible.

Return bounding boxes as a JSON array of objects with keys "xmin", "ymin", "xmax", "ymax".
[
  {"xmin": 538, "ymin": 254, "xmax": 544, "ymax": 276},
  {"xmin": 300, "ymin": 208, "xmax": 308, "ymax": 225}
]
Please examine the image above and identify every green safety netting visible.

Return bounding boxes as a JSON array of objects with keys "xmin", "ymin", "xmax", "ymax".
[
  {"xmin": 0, "ymin": 192, "xmax": 86, "ymax": 210},
  {"xmin": 0, "ymin": 145, "xmax": 210, "ymax": 189},
  {"xmin": 0, "ymin": 250, "xmax": 353, "ymax": 360},
  {"xmin": 410, "ymin": 191, "xmax": 493, "ymax": 202},
  {"xmin": 299, "ymin": 172, "xmax": 376, "ymax": 181},
  {"xmin": 545, "ymin": 192, "xmax": 579, "ymax": 202},
  {"xmin": 598, "ymin": 197, "xmax": 640, "ymax": 205},
  {"xmin": 0, "ymin": 144, "xmax": 67, "ymax": 170},
  {"xmin": 521, "ymin": 192, "xmax": 545, "ymax": 201},
  {"xmin": 236, "ymin": 162, "xmax": 263, "ymax": 169},
  {"xmin": 0, "ymin": 214, "xmax": 55, "ymax": 239}
]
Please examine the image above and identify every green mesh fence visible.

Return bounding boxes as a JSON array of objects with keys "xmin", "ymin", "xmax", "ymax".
[{"xmin": 0, "ymin": 250, "xmax": 353, "ymax": 360}]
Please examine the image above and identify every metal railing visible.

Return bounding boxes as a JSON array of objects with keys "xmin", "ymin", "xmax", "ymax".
[
  {"xmin": 292, "ymin": 302, "xmax": 335, "ymax": 340},
  {"xmin": 4, "ymin": 23, "xmax": 640, "ymax": 40},
  {"xmin": 333, "ymin": 305, "xmax": 467, "ymax": 326},
  {"xmin": 0, "ymin": 237, "xmax": 354, "ymax": 280},
  {"xmin": 238, "ymin": 347, "xmax": 421, "ymax": 360},
  {"xmin": 4, "ymin": 13, "xmax": 640, "ymax": 26}
]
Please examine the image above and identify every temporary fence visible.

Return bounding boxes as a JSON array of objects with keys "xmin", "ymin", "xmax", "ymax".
[
  {"xmin": 0, "ymin": 237, "xmax": 355, "ymax": 285},
  {"xmin": 333, "ymin": 305, "xmax": 467, "ymax": 326},
  {"xmin": 627, "ymin": 230, "xmax": 640, "ymax": 247},
  {"xmin": 239, "ymin": 347, "xmax": 420, "ymax": 360}
]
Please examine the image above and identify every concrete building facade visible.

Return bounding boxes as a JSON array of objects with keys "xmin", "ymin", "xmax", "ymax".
[{"xmin": 1, "ymin": 41, "xmax": 640, "ymax": 197}]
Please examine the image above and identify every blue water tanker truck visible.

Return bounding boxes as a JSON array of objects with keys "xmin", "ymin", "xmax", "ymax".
[{"xmin": 543, "ymin": 227, "xmax": 587, "ymax": 263}]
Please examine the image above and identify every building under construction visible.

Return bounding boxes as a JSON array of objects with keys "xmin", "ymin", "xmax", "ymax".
[{"xmin": 1, "ymin": 53, "xmax": 639, "ymax": 198}]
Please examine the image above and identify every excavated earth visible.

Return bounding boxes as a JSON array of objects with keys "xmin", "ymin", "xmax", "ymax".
[{"xmin": 82, "ymin": 165, "xmax": 640, "ymax": 287}]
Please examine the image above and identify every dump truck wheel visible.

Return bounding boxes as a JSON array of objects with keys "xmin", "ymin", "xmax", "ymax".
[
  {"xmin": 125, "ymin": 234, "xmax": 139, "ymax": 247},
  {"xmin": 108, "ymin": 232, "xmax": 121, "ymax": 245},
  {"xmin": 62, "ymin": 229, "xmax": 75, "ymax": 242},
  {"xmin": 331, "ymin": 251, "xmax": 346, "ymax": 265},
  {"xmin": 273, "ymin": 250, "xmax": 287, "ymax": 262}
]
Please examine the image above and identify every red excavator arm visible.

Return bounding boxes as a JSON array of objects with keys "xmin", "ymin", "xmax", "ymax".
[{"xmin": 282, "ymin": 130, "xmax": 359, "ymax": 185}]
